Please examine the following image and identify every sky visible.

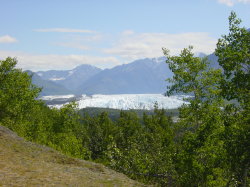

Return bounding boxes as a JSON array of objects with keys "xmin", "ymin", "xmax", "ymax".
[{"xmin": 0, "ymin": 0, "xmax": 250, "ymax": 71}]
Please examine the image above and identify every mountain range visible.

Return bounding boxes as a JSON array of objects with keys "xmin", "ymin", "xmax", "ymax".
[
  {"xmin": 31, "ymin": 55, "xmax": 219, "ymax": 96},
  {"xmin": 76, "ymin": 57, "xmax": 173, "ymax": 94}
]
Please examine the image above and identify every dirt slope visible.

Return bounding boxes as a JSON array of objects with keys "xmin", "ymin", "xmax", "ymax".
[{"xmin": 0, "ymin": 125, "xmax": 146, "ymax": 186}]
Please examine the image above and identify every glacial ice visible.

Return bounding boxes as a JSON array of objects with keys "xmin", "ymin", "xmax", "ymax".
[
  {"xmin": 43, "ymin": 94, "xmax": 188, "ymax": 110},
  {"xmin": 77, "ymin": 94, "xmax": 188, "ymax": 110},
  {"xmin": 40, "ymin": 94, "xmax": 75, "ymax": 100}
]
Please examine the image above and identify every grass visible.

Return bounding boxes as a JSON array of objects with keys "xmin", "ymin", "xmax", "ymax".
[{"xmin": 0, "ymin": 125, "xmax": 149, "ymax": 186}]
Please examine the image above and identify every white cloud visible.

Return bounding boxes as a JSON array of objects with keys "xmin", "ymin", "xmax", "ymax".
[
  {"xmin": 217, "ymin": 0, "xmax": 250, "ymax": 6},
  {"xmin": 218, "ymin": 0, "xmax": 234, "ymax": 6},
  {"xmin": 0, "ymin": 50, "xmax": 120, "ymax": 71},
  {"xmin": 57, "ymin": 42, "xmax": 90, "ymax": 50},
  {"xmin": 34, "ymin": 28, "xmax": 95, "ymax": 33},
  {"xmin": 0, "ymin": 31, "xmax": 218, "ymax": 71},
  {"xmin": 121, "ymin": 30, "xmax": 135, "ymax": 36},
  {"xmin": 82, "ymin": 34, "xmax": 103, "ymax": 42},
  {"xmin": 0, "ymin": 35, "xmax": 17, "ymax": 43},
  {"xmin": 55, "ymin": 33, "xmax": 104, "ymax": 50},
  {"xmin": 103, "ymin": 32, "xmax": 217, "ymax": 62},
  {"xmin": 238, "ymin": 0, "xmax": 250, "ymax": 3}
]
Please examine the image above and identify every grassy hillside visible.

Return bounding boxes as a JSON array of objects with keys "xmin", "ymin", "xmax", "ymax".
[{"xmin": 0, "ymin": 125, "xmax": 147, "ymax": 186}]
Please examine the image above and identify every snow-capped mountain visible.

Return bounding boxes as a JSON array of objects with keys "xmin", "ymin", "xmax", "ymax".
[
  {"xmin": 37, "ymin": 64, "xmax": 102, "ymax": 92},
  {"xmin": 26, "ymin": 71, "xmax": 71, "ymax": 96}
]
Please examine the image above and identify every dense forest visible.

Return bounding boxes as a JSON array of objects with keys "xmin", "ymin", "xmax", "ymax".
[{"xmin": 0, "ymin": 12, "xmax": 249, "ymax": 186}]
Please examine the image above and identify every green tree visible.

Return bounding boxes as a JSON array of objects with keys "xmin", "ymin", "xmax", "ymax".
[
  {"xmin": 215, "ymin": 11, "xmax": 250, "ymax": 105},
  {"xmin": 0, "ymin": 58, "xmax": 90, "ymax": 159},
  {"xmin": 0, "ymin": 57, "xmax": 41, "ymax": 133},
  {"xmin": 215, "ymin": 11, "xmax": 250, "ymax": 186},
  {"xmin": 49, "ymin": 103, "xmax": 89, "ymax": 158},
  {"xmin": 81, "ymin": 112, "xmax": 117, "ymax": 160},
  {"xmin": 163, "ymin": 47, "xmax": 228, "ymax": 186},
  {"xmin": 162, "ymin": 11, "xmax": 250, "ymax": 186},
  {"xmin": 142, "ymin": 107, "xmax": 176, "ymax": 185}
]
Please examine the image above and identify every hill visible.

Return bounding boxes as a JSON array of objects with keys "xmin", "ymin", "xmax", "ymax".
[{"xmin": 0, "ymin": 125, "xmax": 146, "ymax": 186}]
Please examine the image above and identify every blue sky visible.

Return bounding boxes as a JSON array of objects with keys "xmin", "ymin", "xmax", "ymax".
[{"xmin": 0, "ymin": 0, "xmax": 250, "ymax": 71}]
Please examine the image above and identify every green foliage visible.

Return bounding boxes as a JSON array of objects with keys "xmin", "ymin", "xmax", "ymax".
[
  {"xmin": 162, "ymin": 11, "xmax": 249, "ymax": 186},
  {"xmin": 0, "ymin": 58, "xmax": 90, "ymax": 159},
  {"xmin": 79, "ymin": 107, "xmax": 179, "ymax": 121},
  {"xmin": 215, "ymin": 11, "xmax": 250, "ymax": 186},
  {"xmin": 162, "ymin": 46, "xmax": 228, "ymax": 186},
  {"xmin": 215, "ymin": 11, "xmax": 250, "ymax": 105},
  {"xmin": 0, "ymin": 58, "xmax": 41, "ymax": 136},
  {"xmin": 101, "ymin": 108, "xmax": 176, "ymax": 185}
]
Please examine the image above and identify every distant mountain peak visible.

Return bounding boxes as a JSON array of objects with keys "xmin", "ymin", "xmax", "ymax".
[
  {"xmin": 195, "ymin": 52, "xmax": 207, "ymax": 58},
  {"xmin": 151, "ymin": 56, "xmax": 166, "ymax": 63},
  {"xmin": 73, "ymin": 64, "xmax": 101, "ymax": 71}
]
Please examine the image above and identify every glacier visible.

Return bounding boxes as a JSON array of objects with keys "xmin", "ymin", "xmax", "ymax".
[
  {"xmin": 40, "ymin": 94, "xmax": 75, "ymax": 100},
  {"xmin": 43, "ymin": 94, "xmax": 189, "ymax": 110}
]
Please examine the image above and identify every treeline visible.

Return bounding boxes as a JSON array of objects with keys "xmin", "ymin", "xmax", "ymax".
[
  {"xmin": 78, "ymin": 107, "xmax": 179, "ymax": 121},
  {"xmin": 0, "ymin": 12, "xmax": 249, "ymax": 186}
]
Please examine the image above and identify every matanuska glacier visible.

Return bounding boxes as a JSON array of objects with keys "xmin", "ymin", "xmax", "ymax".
[{"xmin": 41, "ymin": 94, "xmax": 189, "ymax": 110}]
